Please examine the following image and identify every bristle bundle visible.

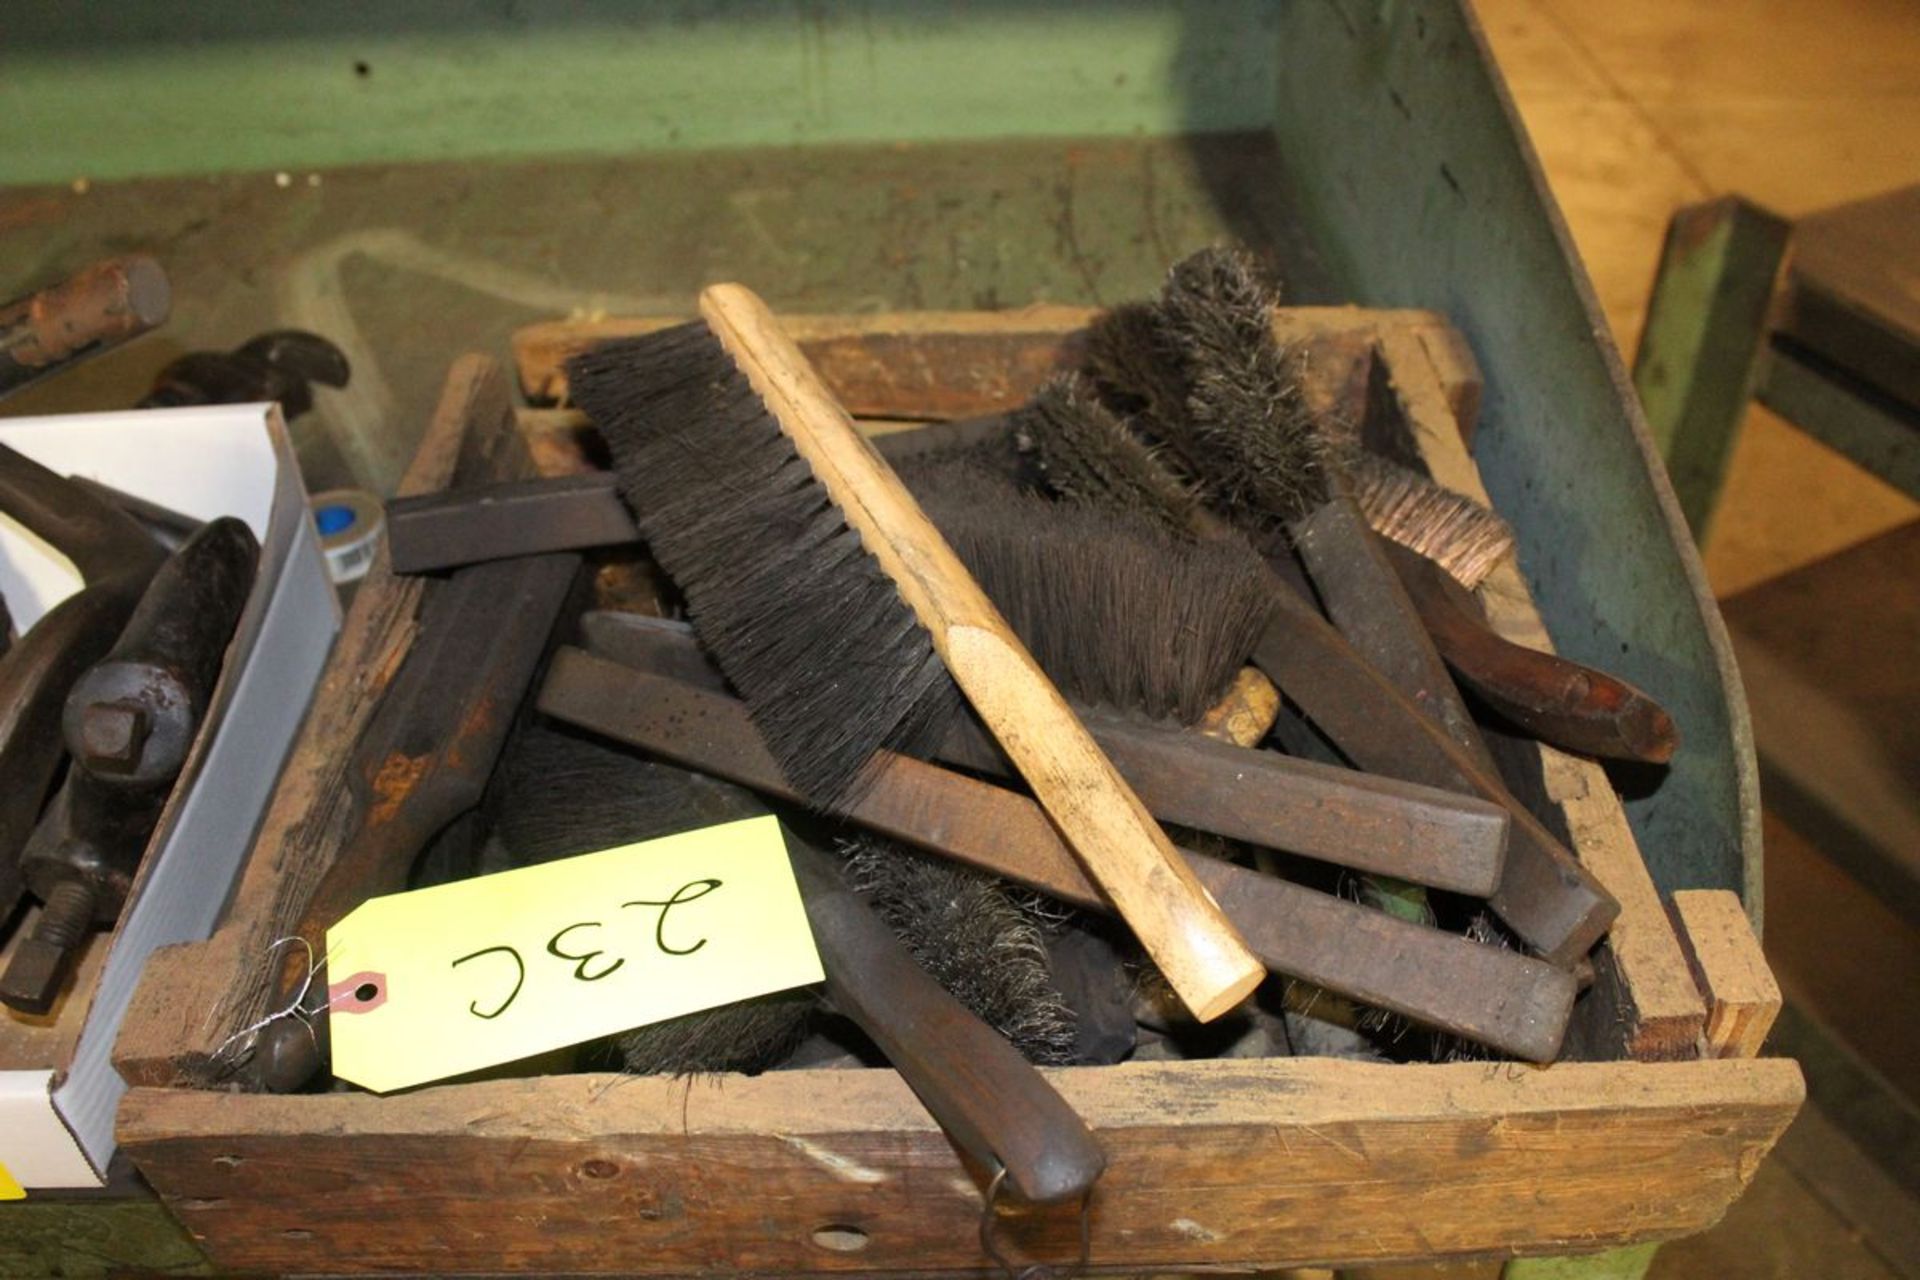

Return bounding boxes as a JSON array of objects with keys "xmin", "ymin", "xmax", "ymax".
[
  {"xmin": 1349, "ymin": 452, "xmax": 1514, "ymax": 588},
  {"xmin": 491, "ymin": 725, "xmax": 816, "ymax": 1077},
  {"xmin": 567, "ymin": 325, "xmax": 963, "ymax": 807},
  {"xmin": 1011, "ymin": 374, "xmax": 1199, "ymax": 536},
  {"xmin": 1149, "ymin": 247, "xmax": 1332, "ymax": 529},
  {"xmin": 840, "ymin": 835, "xmax": 1077, "ymax": 1065},
  {"xmin": 1081, "ymin": 303, "xmax": 1187, "ymax": 428},
  {"xmin": 916, "ymin": 472, "xmax": 1273, "ymax": 724}
]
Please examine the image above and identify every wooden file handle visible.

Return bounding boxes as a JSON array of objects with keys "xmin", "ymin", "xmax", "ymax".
[
  {"xmin": 698, "ymin": 283, "xmax": 1263, "ymax": 1022},
  {"xmin": 537, "ymin": 649, "xmax": 1577, "ymax": 1062},
  {"xmin": 786, "ymin": 837, "xmax": 1106, "ymax": 1204},
  {"xmin": 579, "ymin": 611, "xmax": 1510, "ymax": 896},
  {"xmin": 1383, "ymin": 542, "xmax": 1679, "ymax": 764}
]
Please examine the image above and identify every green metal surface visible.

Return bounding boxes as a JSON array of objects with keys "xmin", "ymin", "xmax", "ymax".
[
  {"xmin": 1267, "ymin": 2, "xmax": 1760, "ymax": 911},
  {"xmin": 0, "ymin": 1, "xmax": 1760, "ymax": 909},
  {"xmin": 0, "ymin": 1196, "xmax": 209, "ymax": 1277},
  {"xmin": 0, "ymin": 132, "xmax": 1322, "ymax": 497},
  {"xmin": 1501, "ymin": 1244, "xmax": 1660, "ymax": 1280},
  {"xmin": 0, "ymin": 1, "xmax": 1276, "ymax": 186},
  {"xmin": 1758, "ymin": 348, "xmax": 1920, "ymax": 500},
  {"xmin": 1632, "ymin": 197, "xmax": 1794, "ymax": 539}
]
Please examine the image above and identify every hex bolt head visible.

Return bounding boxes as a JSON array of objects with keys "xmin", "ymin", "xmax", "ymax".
[{"xmin": 76, "ymin": 700, "xmax": 152, "ymax": 775}]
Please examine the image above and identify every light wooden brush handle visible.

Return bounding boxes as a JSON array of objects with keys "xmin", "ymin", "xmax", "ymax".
[{"xmin": 699, "ymin": 283, "xmax": 1263, "ymax": 1022}]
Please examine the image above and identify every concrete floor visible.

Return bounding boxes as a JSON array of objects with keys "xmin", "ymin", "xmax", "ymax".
[
  {"xmin": 1478, "ymin": 2, "xmax": 1919, "ymax": 1276},
  {"xmin": 1478, "ymin": 0, "xmax": 1920, "ymax": 598}
]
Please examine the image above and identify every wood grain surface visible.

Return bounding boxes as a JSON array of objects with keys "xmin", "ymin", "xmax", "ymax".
[
  {"xmin": 513, "ymin": 304, "xmax": 1472, "ymax": 417},
  {"xmin": 1372, "ymin": 325, "xmax": 1710, "ymax": 1063},
  {"xmin": 117, "ymin": 1057, "xmax": 1801, "ymax": 1276},
  {"xmin": 1669, "ymin": 889, "xmax": 1781, "ymax": 1060}
]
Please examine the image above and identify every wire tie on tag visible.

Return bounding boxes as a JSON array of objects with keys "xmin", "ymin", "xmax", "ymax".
[
  {"xmin": 977, "ymin": 1165, "xmax": 1093, "ymax": 1280},
  {"xmin": 213, "ymin": 935, "xmax": 327, "ymax": 1062}
]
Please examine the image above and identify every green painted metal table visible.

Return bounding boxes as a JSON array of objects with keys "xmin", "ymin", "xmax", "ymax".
[{"xmin": 0, "ymin": 4, "xmax": 1769, "ymax": 1276}]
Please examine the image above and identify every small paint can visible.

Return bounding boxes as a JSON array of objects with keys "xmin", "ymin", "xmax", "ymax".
[{"xmin": 308, "ymin": 488, "xmax": 384, "ymax": 584}]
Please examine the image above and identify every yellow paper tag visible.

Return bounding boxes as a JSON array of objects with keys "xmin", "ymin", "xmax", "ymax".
[
  {"xmin": 325, "ymin": 814, "xmax": 822, "ymax": 1094},
  {"xmin": 0, "ymin": 1160, "xmax": 24, "ymax": 1200}
]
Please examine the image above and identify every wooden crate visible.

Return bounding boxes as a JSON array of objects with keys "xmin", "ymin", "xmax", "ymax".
[{"xmin": 111, "ymin": 310, "xmax": 1802, "ymax": 1276}]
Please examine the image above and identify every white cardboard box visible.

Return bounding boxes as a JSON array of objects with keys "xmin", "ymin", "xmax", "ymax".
[{"xmin": 0, "ymin": 403, "xmax": 338, "ymax": 1189}]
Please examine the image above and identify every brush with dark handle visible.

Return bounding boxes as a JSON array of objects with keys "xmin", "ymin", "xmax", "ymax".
[
  {"xmin": 1248, "ymin": 585, "xmax": 1618, "ymax": 968},
  {"xmin": 689, "ymin": 284, "xmax": 1262, "ymax": 1022},
  {"xmin": 1290, "ymin": 484, "xmax": 1499, "ymax": 773},
  {"xmin": 1013, "ymin": 368, "xmax": 1618, "ymax": 969},
  {"xmin": 1382, "ymin": 542, "xmax": 1679, "ymax": 764},
  {"xmin": 495, "ymin": 727, "xmax": 1089, "ymax": 1185},
  {"xmin": 385, "ymin": 473, "xmax": 638, "ymax": 574},
  {"xmin": 1168, "ymin": 489, "xmax": 1614, "ymax": 964},
  {"xmin": 787, "ymin": 836, "xmax": 1106, "ymax": 1204},
  {"xmin": 538, "ymin": 648, "xmax": 1578, "ymax": 1062},
  {"xmin": 1283, "ymin": 484, "xmax": 1494, "ymax": 940},
  {"xmin": 249, "ymin": 550, "xmax": 579, "ymax": 1092},
  {"xmin": 1085, "ymin": 252, "xmax": 1615, "ymax": 969},
  {"xmin": 581, "ymin": 611, "xmax": 1509, "ymax": 896}
]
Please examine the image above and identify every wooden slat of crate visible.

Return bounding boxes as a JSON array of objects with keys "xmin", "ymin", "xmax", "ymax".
[
  {"xmin": 113, "ymin": 355, "xmax": 533, "ymax": 1088},
  {"xmin": 113, "ymin": 312, "xmax": 1800, "ymax": 1276},
  {"xmin": 511, "ymin": 305, "xmax": 1483, "ymax": 429},
  {"xmin": 118, "ymin": 1058, "xmax": 1800, "ymax": 1276},
  {"xmin": 1669, "ymin": 890, "xmax": 1781, "ymax": 1060},
  {"xmin": 1365, "ymin": 325, "xmax": 1712, "ymax": 1064}
]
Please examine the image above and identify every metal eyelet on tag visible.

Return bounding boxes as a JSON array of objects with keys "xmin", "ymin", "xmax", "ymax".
[{"xmin": 327, "ymin": 970, "xmax": 388, "ymax": 1014}]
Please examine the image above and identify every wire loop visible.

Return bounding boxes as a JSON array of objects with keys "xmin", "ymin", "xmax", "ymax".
[{"xmin": 977, "ymin": 1165, "xmax": 1093, "ymax": 1280}]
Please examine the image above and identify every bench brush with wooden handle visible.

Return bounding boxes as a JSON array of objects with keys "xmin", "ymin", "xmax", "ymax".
[
  {"xmin": 1113, "ymin": 250, "xmax": 1505, "ymax": 952},
  {"xmin": 564, "ymin": 282, "xmax": 1262, "ymax": 1022},
  {"xmin": 899, "ymin": 461, "xmax": 1510, "ymax": 894}
]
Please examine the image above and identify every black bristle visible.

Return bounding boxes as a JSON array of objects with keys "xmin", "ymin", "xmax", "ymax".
[
  {"xmin": 495, "ymin": 724, "xmax": 1087, "ymax": 1072},
  {"xmin": 1152, "ymin": 247, "xmax": 1331, "ymax": 529},
  {"xmin": 491, "ymin": 724, "xmax": 816, "ymax": 1076},
  {"xmin": 881, "ymin": 416, "xmax": 1032, "ymax": 492},
  {"xmin": 492, "ymin": 722, "xmax": 771, "ymax": 863},
  {"xmin": 838, "ymin": 835, "xmax": 1076, "ymax": 1066},
  {"xmin": 1010, "ymin": 374, "xmax": 1198, "ymax": 536},
  {"xmin": 609, "ymin": 996, "xmax": 817, "ymax": 1077},
  {"xmin": 566, "ymin": 325, "xmax": 963, "ymax": 809},
  {"xmin": 1081, "ymin": 302, "xmax": 1187, "ymax": 433},
  {"xmin": 916, "ymin": 473, "xmax": 1274, "ymax": 725}
]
